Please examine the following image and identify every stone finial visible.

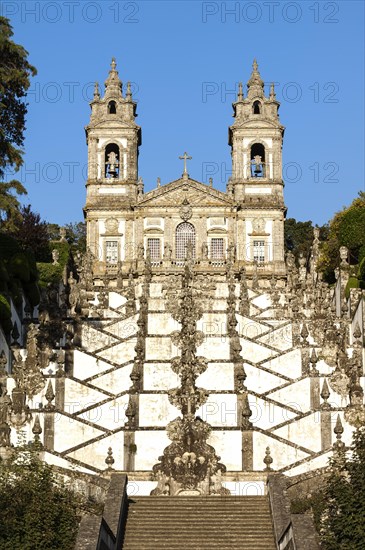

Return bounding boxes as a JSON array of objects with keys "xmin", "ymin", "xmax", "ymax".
[
  {"xmin": 32, "ymin": 414, "xmax": 42, "ymax": 446},
  {"xmin": 126, "ymin": 81, "xmax": 132, "ymax": 100},
  {"xmin": 263, "ymin": 446, "xmax": 273, "ymax": 471},
  {"xmin": 237, "ymin": 81, "xmax": 243, "ymax": 101},
  {"xmin": 247, "ymin": 58, "xmax": 264, "ymax": 98},
  {"xmin": 157, "ymin": 177, "xmax": 161, "ymax": 188},
  {"xmin": 93, "ymin": 81, "xmax": 100, "ymax": 100},
  {"xmin": 105, "ymin": 447, "xmax": 115, "ymax": 470},
  {"xmin": 320, "ymin": 378, "xmax": 331, "ymax": 410},
  {"xmin": 310, "ymin": 348, "xmax": 318, "ymax": 375},
  {"xmin": 353, "ymin": 321, "xmax": 362, "ymax": 343},
  {"xmin": 104, "ymin": 57, "xmax": 123, "ymax": 98},
  {"xmin": 339, "ymin": 246, "xmax": 348, "ymax": 266},
  {"xmin": 45, "ymin": 380, "xmax": 55, "ymax": 410},
  {"xmin": 301, "ymin": 323, "xmax": 309, "ymax": 343},
  {"xmin": 241, "ymin": 392, "xmax": 252, "ymax": 429},
  {"xmin": 137, "ymin": 177, "xmax": 144, "ymax": 196},
  {"xmin": 333, "ymin": 414, "xmax": 345, "ymax": 452},
  {"xmin": 269, "ymin": 82, "xmax": 276, "ymax": 99},
  {"xmin": 11, "ymin": 322, "xmax": 20, "ymax": 347}
]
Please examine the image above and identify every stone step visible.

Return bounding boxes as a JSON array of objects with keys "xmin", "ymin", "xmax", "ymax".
[{"xmin": 121, "ymin": 496, "xmax": 276, "ymax": 550}]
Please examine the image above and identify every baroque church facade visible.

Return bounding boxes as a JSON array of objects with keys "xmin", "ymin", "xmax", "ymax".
[
  {"xmin": 1, "ymin": 60, "xmax": 364, "ymax": 508},
  {"xmin": 85, "ymin": 59, "xmax": 285, "ymax": 278}
]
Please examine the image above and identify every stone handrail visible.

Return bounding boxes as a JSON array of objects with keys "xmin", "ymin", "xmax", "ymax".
[
  {"xmin": 74, "ymin": 473, "xmax": 128, "ymax": 550},
  {"xmin": 267, "ymin": 473, "xmax": 320, "ymax": 550}
]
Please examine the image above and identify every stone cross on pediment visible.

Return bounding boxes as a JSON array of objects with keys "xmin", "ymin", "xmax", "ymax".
[{"xmin": 179, "ymin": 152, "xmax": 192, "ymax": 175}]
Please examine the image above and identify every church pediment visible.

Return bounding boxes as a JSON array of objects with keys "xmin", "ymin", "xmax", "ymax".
[{"xmin": 137, "ymin": 178, "xmax": 233, "ymax": 208}]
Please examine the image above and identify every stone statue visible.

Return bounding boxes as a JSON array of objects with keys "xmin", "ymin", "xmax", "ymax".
[
  {"xmin": 0, "ymin": 382, "xmax": 12, "ymax": 447},
  {"xmin": 137, "ymin": 243, "xmax": 144, "ymax": 260},
  {"xmin": 201, "ymin": 243, "xmax": 208, "ymax": 260},
  {"xmin": 52, "ymin": 249, "xmax": 59, "ymax": 265},
  {"xmin": 227, "ymin": 244, "xmax": 236, "ymax": 262},
  {"xmin": 163, "ymin": 243, "xmax": 172, "ymax": 260},
  {"xmin": 68, "ymin": 274, "xmax": 79, "ymax": 315},
  {"xmin": 59, "ymin": 227, "xmax": 67, "ymax": 242}
]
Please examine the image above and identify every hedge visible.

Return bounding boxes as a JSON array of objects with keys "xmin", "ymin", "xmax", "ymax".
[
  {"xmin": 8, "ymin": 252, "xmax": 31, "ymax": 282},
  {"xmin": 345, "ymin": 277, "xmax": 360, "ymax": 299},
  {"xmin": 37, "ymin": 262, "xmax": 63, "ymax": 287},
  {"xmin": 49, "ymin": 241, "xmax": 70, "ymax": 268}
]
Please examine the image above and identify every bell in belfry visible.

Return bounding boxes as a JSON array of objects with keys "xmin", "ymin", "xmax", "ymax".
[
  {"xmin": 107, "ymin": 151, "xmax": 119, "ymax": 178},
  {"xmin": 253, "ymin": 154, "xmax": 263, "ymax": 176}
]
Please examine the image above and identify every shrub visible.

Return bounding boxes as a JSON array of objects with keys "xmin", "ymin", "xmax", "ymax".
[
  {"xmin": 358, "ymin": 257, "xmax": 365, "ymax": 282},
  {"xmin": 345, "ymin": 277, "xmax": 359, "ymax": 299},
  {"xmin": 37, "ymin": 262, "xmax": 63, "ymax": 287},
  {"xmin": 22, "ymin": 281, "xmax": 40, "ymax": 308},
  {"xmin": 49, "ymin": 241, "xmax": 70, "ymax": 268},
  {"xmin": 0, "ymin": 445, "xmax": 80, "ymax": 550},
  {"xmin": 8, "ymin": 252, "xmax": 31, "ymax": 283}
]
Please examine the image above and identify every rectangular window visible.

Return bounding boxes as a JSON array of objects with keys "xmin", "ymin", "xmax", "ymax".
[
  {"xmin": 147, "ymin": 238, "xmax": 161, "ymax": 260},
  {"xmin": 253, "ymin": 240, "xmax": 265, "ymax": 263},
  {"xmin": 211, "ymin": 238, "xmax": 224, "ymax": 260},
  {"xmin": 106, "ymin": 240, "xmax": 118, "ymax": 264}
]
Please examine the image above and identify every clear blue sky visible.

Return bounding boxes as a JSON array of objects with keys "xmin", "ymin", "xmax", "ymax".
[{"xmin": 3, "ymin": 0, "xmax": 364, "ymax": 226}]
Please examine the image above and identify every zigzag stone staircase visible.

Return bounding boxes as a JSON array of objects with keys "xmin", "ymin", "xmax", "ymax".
[
  {"xmin": 121, "ymin": 496, "xmax": 276, "ymax": 550},
  {"xmin": 14, "ymin": 268, "xmax": 359, "ymax": 493}
]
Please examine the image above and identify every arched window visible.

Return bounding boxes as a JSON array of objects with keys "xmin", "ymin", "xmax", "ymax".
[
  {"xmin": 175, "ymin": 222, "xmax": 196, "ymax": 260},
  {"xmin": 108, "ymin": 101, "xmax": 117, "ymax": 114},
  {"xmin": 105, "ymin": 143, "xmax": 120, "ymax": 179},
  {"xmin": 250, "ymin": 143, "xmax": 266, "ymax": 177},
  {"xmin": 253, "ymin": 101, "xmax": 261, "ymax": 115}
]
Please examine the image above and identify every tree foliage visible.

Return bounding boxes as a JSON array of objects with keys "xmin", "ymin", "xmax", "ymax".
[
  {"xmin": 320, "ymin": 427, "xmax": 365, "ymax": 550},
  {"xmin": 0, "ymin": 179, "xmax": 27, "ymax": 230},
  {"xmin": 0, "ymin": 16, "xmax": 37, "ymax": 179},
  {"xmin": 284, "ymin": 218, "xmax": 328, "ymax": 264},
  {"xmin": 284, "ymin": 218, "xmax": 315, "ymax": 261},
  {"xmin": 319, "ymin": 192, "xmax": 365, "ymax": 282},
  {"xmin": 9, "ymin": 204, "xmax": 51, "ymax": 261},
  {"xmin": 0, "ymin": 444, "xmax": 80, "ymax": 550},
  {"xmin": 64, "ymin": 221, "xmax": 86, "ymax": 253}
]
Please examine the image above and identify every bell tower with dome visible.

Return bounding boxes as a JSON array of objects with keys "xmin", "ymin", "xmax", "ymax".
[
  {"xmin": 229, "ymin": 59, "xmax": 286, "ymax": 272},
  {"xmin": 84, "ymin": 58, "xmax": 141, "ymax": 270}
]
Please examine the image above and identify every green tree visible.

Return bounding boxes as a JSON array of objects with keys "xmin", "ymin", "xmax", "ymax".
[
  {"xmin": 319, "ymin": 192, "xmax": 365, "ymax": 282},
  {"xmin": 46, "ymin": 222, "xmax": 62, "ymax": 241},
  {"xmin": 0, "ymin": 16, "xmax": 36, "ymax": 178},
  {"xmin": 0, "ymin": 16, "xmax": 36, "ymax": 227},
  {"xmin": 65, "ymin": 221, "xmax": 86, "ymax": 252},
  {"xmin": 320, "ymin": 426, "xmax": 365, "ymax": 550},
  {"xmin": 0, "ymin": 444, "xmax": 80, "ymax": 550},
  {"xmin": 0, "ymin": 179, "xmax": 27, "ymax": 230},
  {"xmin": 284, "ymin": 218, "xmax": 315, "ymax": 261},
  {"xmin": 10, "ymin": 204, "xmax": 50, "ymax": 261}
]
